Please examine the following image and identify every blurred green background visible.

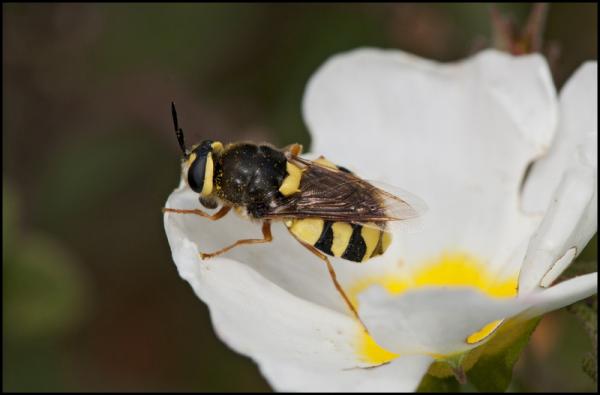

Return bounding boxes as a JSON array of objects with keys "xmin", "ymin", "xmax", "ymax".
[{"xmin": 3, "ymin": 3, "xmax": 597, "ymax": 392}]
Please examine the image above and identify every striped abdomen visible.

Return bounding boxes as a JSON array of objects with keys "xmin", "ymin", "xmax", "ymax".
[{"xmin": 286, "ymin": 218, "xmax": 392, "ymax": 262}]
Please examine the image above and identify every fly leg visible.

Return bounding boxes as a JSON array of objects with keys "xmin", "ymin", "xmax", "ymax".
[
  {"xmin": 162, "ymin": 205, "xmax": 231, "ymax": 221},
  {"xmin": 200, "ymin": 220, "xmax": 272, "ymax": 259},
  {"xmin": 283, "ymin": 143, "xmax": 303, "ymax": 158},
  {"xmin": 288, "ymin": 231, "xmax": 367, "ymax": 330}
]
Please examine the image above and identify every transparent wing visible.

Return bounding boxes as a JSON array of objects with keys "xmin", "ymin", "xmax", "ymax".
[
  {"xmin": 366, "ymin": 179, "xmax": 427, "ymax": 219},
  {"xmin": 365, "ymin": 180, "xmax": 427, "ymax": 234},
  {"xmin": 263, "ymin": 155, "xmax": 427, "ymax": 233}
]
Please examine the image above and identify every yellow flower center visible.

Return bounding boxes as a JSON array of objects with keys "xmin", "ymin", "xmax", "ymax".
[{"xmin": 351, "ymin": 252, "xmax": 518, "ymax": 364}]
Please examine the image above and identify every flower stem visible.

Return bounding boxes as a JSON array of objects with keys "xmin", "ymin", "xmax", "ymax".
[
  {"xmin": 444, "ymin": 353, "xmax": 468, "ymax": 385},
  {"xmin": 452, "ymin": 366, "xmax": 467, "ymax": 385}
]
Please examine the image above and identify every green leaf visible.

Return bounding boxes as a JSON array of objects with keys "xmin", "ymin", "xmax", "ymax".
[
  {"xmin": 4, "ymin": 234, "xmax": 89, "ymax": 340},
  {"xmin": 466, "ymin": 318, "xmax": 541, "ymax": 392},
  {"xmin": 3, "ymin": 181, "xmax": 20, "ymax": 257},
  {"xmin": 417, "ymin": 372, "xmax": 461, "ymax": 393},
  {"xmin": 416, "ymin": 318, "xmax": 540, "ymax": 392},
  {"xmin": 567, "ymin": 297, "xmax": 597, "ymax": 382}
]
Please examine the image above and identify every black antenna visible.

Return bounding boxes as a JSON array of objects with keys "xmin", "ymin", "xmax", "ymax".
[{"xmin": 171, "ymin": 101, "xmax": 188, "ymax": 157}]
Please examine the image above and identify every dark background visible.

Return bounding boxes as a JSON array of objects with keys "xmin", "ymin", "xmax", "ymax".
[{"xmin": 3, "ymin": 3, "xmax": 597, "ymax": 391}]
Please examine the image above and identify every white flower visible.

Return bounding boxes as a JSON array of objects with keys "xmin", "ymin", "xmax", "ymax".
[{"xmin": 164, "ymin": 48, "xmax": 597, "ymax": 391}]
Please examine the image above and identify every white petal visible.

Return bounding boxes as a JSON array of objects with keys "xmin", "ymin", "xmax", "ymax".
[
  {"xmin": 165, "ymin": 179, "xmax": 426, "ymax": 323},
  {"xmin": 165, "ymin": 185, "xmax": 352, "ymax": 314},
  {"xmin": 358, "ymin": 275, "xmax": 597, "ymax": 356},
  {"xmin": 164, "ymin": 195, "xmax": 435, "ymax": 391},
  {"xmin": 358, "ymin": 286, "xmax": 525, "ymax": 355},
  {"xmin": 165, "ymin": 190, "xmax": 359, "ymax": 367},
  {"xmin": 522, "ymin": 62, "xmax": 598, "ymax": 213},
  {"xmin": 303, "ymin": 48, "xmax": 556, "ymax": 275},
  {"xmin": 518, "ymin": 166, "xmax": 597, "ymax": 290},
  {"xmin": 518, "ymin": 63, "xmax": 598, "ymax": 290},
  {"xmin": 518, "ymin": 273, "xmax": 598, "ymax": 319},
  {"xmin": 260, "ymin": 355, "xmax": 433, "ymax": 392}
]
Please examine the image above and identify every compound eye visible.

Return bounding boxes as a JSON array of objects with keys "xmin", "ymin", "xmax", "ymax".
[
  {"xmin": 186, "ymin": 140, "xmax": 216, "ymax": 195},
  {"xmin": 187, "ymin": 154, "xmax": 207, "ymax": 193}
]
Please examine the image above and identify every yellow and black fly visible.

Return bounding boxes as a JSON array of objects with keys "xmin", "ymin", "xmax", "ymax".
[{"xmin": 164, "ymin": 102, "xmax": 425, "ymax": 321}]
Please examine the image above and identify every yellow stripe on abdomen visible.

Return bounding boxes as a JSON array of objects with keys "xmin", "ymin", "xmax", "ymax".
[
  {"xmin": 368, "ymin": 229, "xmax": 392, "ymax": 260},
  {"xmin": 361, "ymin": 224, "xmax": 380, "ymax": 262},
  {"xmin": 381, "ymin": 232, "xmax": 392, "ymax": 252},
  {"xmin": 286, "ymin": 218, "xmax": 324, "ymax": 245},
  {"xmin": 287, "ymin": 218, "xmax": 393, "ymax": 263},
  {"xmin": 331, "ymin": 222, "xmax": 353, "ymax": 257}
]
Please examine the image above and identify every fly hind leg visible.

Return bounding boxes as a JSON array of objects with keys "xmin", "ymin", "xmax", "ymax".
[
  {"xmin": 200, "ymin": 220, "xmax": 273, "ymax": 259},
  {"xmin": 289, "ymin": 232, "xmax": 367, "ymax": 330}
]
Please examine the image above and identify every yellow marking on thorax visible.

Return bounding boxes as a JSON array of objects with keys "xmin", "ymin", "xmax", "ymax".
[
  {"xmin": 287, "ymin": 218, "xmax": 324, "ymax": 245},
  {"xmin": 279, "ymin": 161, "xmax": 303, "ymax": 196},
  {"xmin": 314, "ymin": 157, "xmax": 338, "ymax": 170},
  {"xmin": 201, "ymin": 152, "xmax": 214, "ymax": 196},
  {"xmin": 331, "ymin": 222, "xmax": 353, "ymax": 257},
  {"xmin": 211, "ymin": 141, "xmax": 224, "ymax": 153},
  {"xmin": 234, "ymin": 206, "xmax": 249, "ymax": 218},
  {"xmin": 360, "ymin": 224, "xmax": 381, "ymax": 262}
]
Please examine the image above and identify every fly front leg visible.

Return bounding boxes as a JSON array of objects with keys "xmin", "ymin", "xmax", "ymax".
[
  {"xmin": 283, "ymin": 143, "xmax": 303, "ymax": 158},
  {"xmin": 162, "ymin": 205, "xmax": 231, "ymax": 221},
  {"xmin": 200, "ymin": 220, "xmax": 273, "ymax": 259}
]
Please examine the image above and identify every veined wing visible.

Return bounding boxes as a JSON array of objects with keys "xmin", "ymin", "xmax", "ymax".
[{"xmin": 263, "ymin": 156, "xmax": 425, "ymax": 226}]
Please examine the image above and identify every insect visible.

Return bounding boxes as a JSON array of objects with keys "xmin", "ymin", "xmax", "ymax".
[{"xmin": 164, "ymin": 102, "xmax": 425, "ymax": 323}]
